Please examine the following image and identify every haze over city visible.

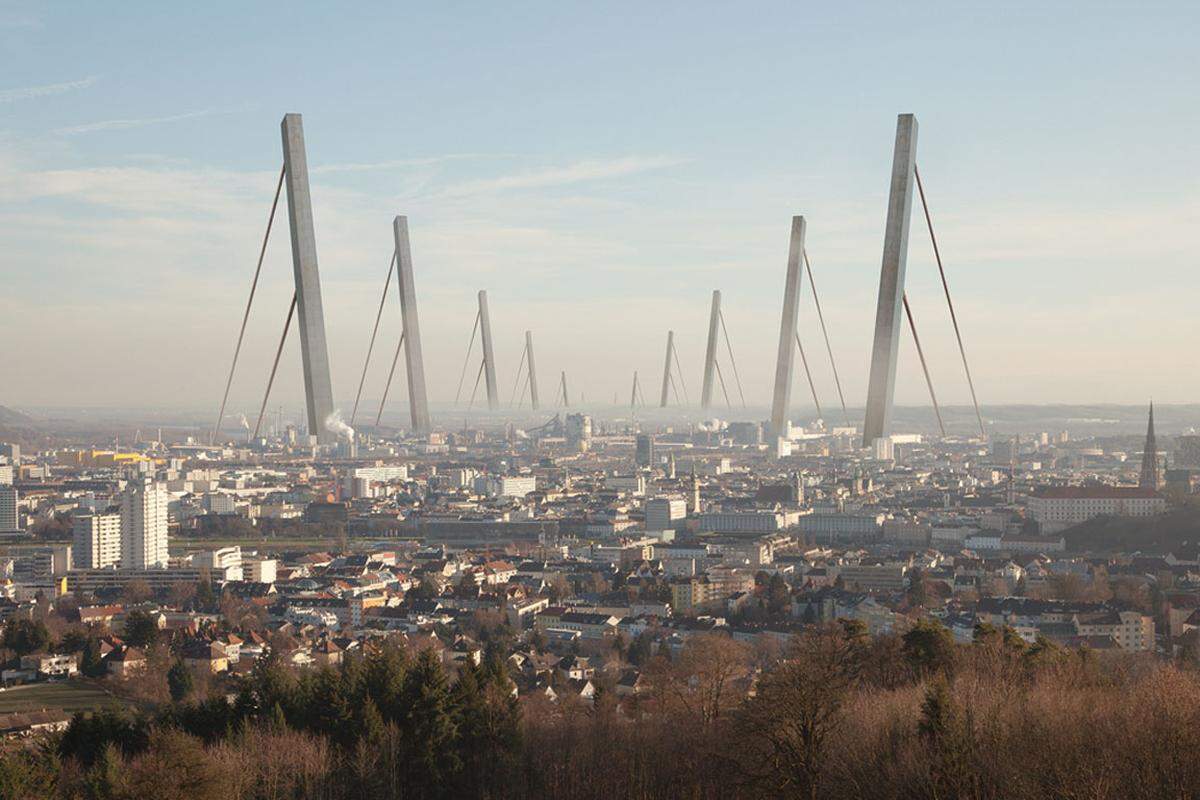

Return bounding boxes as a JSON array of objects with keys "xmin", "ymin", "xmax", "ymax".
[{"xmin": 2, "ymin": 1, "xmax": 1197, "ymax": 414}]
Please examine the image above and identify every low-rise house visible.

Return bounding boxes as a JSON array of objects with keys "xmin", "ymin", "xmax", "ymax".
[
  {"xmin": 182, "ymin": 640, "xmax": 230, "ymax": 674},
  {"xmin": 312, "ymin": 638, "xmax": 343, "ymax": 667},
  {"xmin": 106, "ymin": 646, "xmax": 146, "ymax": 677},
  {"xmin": 0, "ymin": 711, "xmax": 71, "ymax": 738},
  {"xmin": 19, "ymin": 653, "xmax": 78, "ymax": 679}
]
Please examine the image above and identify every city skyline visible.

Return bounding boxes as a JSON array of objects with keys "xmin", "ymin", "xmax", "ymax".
[{"xmin": 1, "ymin": 2, "xmax": 1197, "ymax": 413}]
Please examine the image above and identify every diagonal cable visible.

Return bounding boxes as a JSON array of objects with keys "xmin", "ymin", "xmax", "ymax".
[
  {"xmin": 453, "ymin": 310, "xmax": 482, "ymax": 406},
  {"xmin": 350, "ymin": 249, "xmax": 397, "ymax": 427},
  {"xmin": 794, "ymin": 332, "xmax": 824, "ymax": 421},
  {"xmin": 717, "ymin": 309, "xmax": 747, "ymax": 408},
  {"xmin": 213, "ymin": 164, "xmax": 285, "ymax": 445},
  {"xmin": 253, "ymin": 292, "xmax": 296, "ymax": 440},
  {"xmin": 375, "ymin": 332, "xmax": 406, "ymax": 427},
  {"xmin": 902, "ymin": 293, "xmax": 946, "ymax": 437},
  {"xmin": 915, "ymin": 163, "xmax": 985, "ymax": 438},
  {"xmin": 802, "ymin": 249, "xmax": 850, "ymax": 426}
]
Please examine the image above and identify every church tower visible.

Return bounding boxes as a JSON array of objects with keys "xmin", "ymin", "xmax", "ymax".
[{"xmin": 1139, "ymin": 401, "xmax": 1161, "ymax": 490}]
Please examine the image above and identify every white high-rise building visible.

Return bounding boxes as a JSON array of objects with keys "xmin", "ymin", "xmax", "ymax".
[
  {"xmin": 73, "ymin": 509, "xmax": 122, "ymax": 569},
  {"xmin": 645, "ymin": 497, "xmax": 687, "ymax": 532},
  {"xmin": 120, "ymin": 480, "xmax": 170, "ymax": 569},
  {"xmin": 0, "ymin": 486, "xmax": 18, "ymax": 533}
]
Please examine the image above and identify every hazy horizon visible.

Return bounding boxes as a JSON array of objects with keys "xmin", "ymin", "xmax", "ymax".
[{"xmin": 2, "ymin": 3, "xmax": 1197, "ymax": 412}]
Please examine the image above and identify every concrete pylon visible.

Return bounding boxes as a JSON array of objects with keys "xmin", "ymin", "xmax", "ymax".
[
  {"xmin": 863, "ymin": 113, "xmax": 919, "ymax": 447},
  {"xmin": 393, "ymin": 216, "xmax": 431, "ymax": 434},
  {"xmin": 659, "ymin": 330, "xmax": 674, "ymax": 407},
  {"xmin": 280, "ymin": 113, "xmax": 336, "ymax": 445},
  {"xmin": 700, "ymin": 290, "xmax": 721, "ymax": 410},
  {"xmin": 525, "ymin": 330, "xmax": 540, "ymax": 411},
  {"xmin": 770, "ymin": 216, "xmax": 806, "ymax": 440},
  {"xmin": 478, "ymin": 290, "xmax": 499, "ymax": 410}
]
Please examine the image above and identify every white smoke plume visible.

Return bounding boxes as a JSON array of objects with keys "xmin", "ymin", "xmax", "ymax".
[{"xmin": 324, "ymin": 410, "xmax": 355, "ymax": 441}]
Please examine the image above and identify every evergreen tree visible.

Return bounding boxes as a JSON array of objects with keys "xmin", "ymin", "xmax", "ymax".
[
  {"xmin": 902, "ymin": 619, "xmax": 957, "ymax": 677},
  {"xmin": 2, "ymin": 618, "xmax": 51, "ymax": 655},
  {"xmin": 194, "ymin": 578, "xmax": 216, "ymax": 612},
  {"xmin": 365, "ymin": 642, "xmax": 410, "ymax": 722},
  {"xmin": 81, "ymin": 743, "xmax": 124, "ymax": 800},
  {"xmin": 628, "ymin": 631, "xmax": 655, "ymax": 666},
  {"xmin": 81, "ymin": 638, "xmax": 105, "ymax": 677},
  {"xmin": 122, "ymin": 610, "xmax": 159, "ymax": 648},
  {"xmin": 400, "ymin": 648, "xmax": 461, "ymax": 799},
  {"xmin": 457, "ymin": 659, "xmax": 523, "ymax": 795},
  {"xmin": 168, "ymin": 659, "xmax": 194, "ymax": 702},
  {"xmin": 918, "ymin": 676, "xmax": 974, "ymax": 797}
]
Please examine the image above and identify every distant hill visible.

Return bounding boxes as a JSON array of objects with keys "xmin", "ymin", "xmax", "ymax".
[
  {"xmin": 0, "ymin": 406, "xmax": 32, "ymax": 425},
  {"xmin": 1063, "ymin": 507, "xmax": 1200, "ymax": 554}
]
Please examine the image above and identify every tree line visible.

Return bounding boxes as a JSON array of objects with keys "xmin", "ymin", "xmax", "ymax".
[{"xmin": 3, "ymin": 620, "xmax": 1200, "ymax": 799}]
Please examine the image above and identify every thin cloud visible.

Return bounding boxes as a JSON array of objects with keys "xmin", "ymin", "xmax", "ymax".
[
  {"xmin": 55, "ymin": 107, "xmax": 238, "ymax": 136},
  {"xmin": 439, "ymin": 155, "xmax": 688, "ymax": 197},
  {"xmin": 0, "ymin": 16, "xmax": 41, "ymax": 30},
  {"xmin": 312, "ymin": 153, "xmax": 514, "ymax": 175},
  {"xmin": 0, "ymin": 76, "xmax": 98, "ymax": 104}
]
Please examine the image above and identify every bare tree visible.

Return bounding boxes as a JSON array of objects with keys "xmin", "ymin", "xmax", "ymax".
[{"xmin": 734, "ymin": 625, "xmax": 862, "ymax": 800}]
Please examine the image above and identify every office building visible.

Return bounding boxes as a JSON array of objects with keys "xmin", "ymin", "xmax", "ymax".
[
  {"xmin": 120, "ymin": 479, "xmax": 170, "ymax": 569},
  {"xmin": 566, "ymin": 414, "xmax": 592, "ymax": 453},
  {"xmin": 33, "ymin": 545, "xmax": 72, "ymax": 577},
  {"xmin": 635, "ymin": 434, "xmax": 655, "ymax": 468},
  {"xmin": 73, "ymin": 509, "xmax": 122, "ymax": 569},
  {"xmin": 645, "ymin": 497, "xmax": 687, "ymax": 532},
  {"xmin": 0, "ymin": 486, "xmax": 19, "ymax": 533}
]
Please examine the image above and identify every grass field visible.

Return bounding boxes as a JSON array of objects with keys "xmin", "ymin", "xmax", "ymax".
[{"xmin": 0, "ymin": 680, "xmax": 124, "ymax": 715}]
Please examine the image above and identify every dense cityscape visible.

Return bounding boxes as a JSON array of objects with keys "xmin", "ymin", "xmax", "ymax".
[{"xmin": 2, "ymin": 401, "xmax": 1200, "ymax": 797}]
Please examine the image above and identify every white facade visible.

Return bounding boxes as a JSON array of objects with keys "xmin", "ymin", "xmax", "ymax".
[
  {"xmin": 476, "ymin": 475, "xmax": 536, "ymax": 498},
  {"xmin": 194, "ymin": 546, "xmax": 243, "ymax": 580},
  {"xmin": 73, "ymin": 510, "xmax": 122, "ymax": 569},
  {"xmin": 120, "ymin": 480, "xmax": 170, "ymax": 569},
  {"xmin": 352, "ymin": 465, "xmax": 409, "ymax": 482},
  {"xmin": 699, "ymin": 511, "xmax": 786, "ymax": 533},
  {"xmin": 244, "ymin": 557, "xmax": 277, "ymax": 583},
  {"xmin": 1029, "ymin": 487, "xmax": 1165, "ymax": 533},
  {"xmin": 645, "ymin": 497, "xmax": 687, "ymax": 532}
]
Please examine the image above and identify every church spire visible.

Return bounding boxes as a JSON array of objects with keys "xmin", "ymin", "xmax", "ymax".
[{"xmin": 1139, "ymin": 401, "xmax": 1160, "ymax": 490}]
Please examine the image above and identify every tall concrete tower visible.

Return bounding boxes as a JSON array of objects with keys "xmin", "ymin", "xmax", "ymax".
[
  {"xmin": 478, "ymin": 291, "xmax": 499, "ymax": 411},
  {"xmin": 863, "ymin": 114, "xmax": 919, "ymax": 447},
  {"xmin": 280, "ymin": 113, "xmax": 337, "ymax": 444},
  {"xmin": 700, "ymin": 290, "xmax": 721, "ymax": 410},
  {"xmin": 393, "ymin": 216, "xmax": 431, "ymax": 433},
  {"xmin": 770, "ymin": 216, "xmax": 806, "ymax": 440},
  {"xmin": 525, "ymin": 330, "xmax": 540, "ymax": 411},
  {"xmin": 660, "ymin": 330, "xmax": 675, "ymax": 407}
]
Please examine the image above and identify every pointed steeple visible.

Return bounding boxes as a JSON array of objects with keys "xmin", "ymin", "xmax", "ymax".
[{"xmin": 1139, "ymin": 401, "xmax": 1160, "ymax": 490}]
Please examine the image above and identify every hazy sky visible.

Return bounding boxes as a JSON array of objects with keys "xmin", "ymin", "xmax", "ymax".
[{"xmin": 1, "ymin": 1, "xmax": 1197, "ymax": 417}]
